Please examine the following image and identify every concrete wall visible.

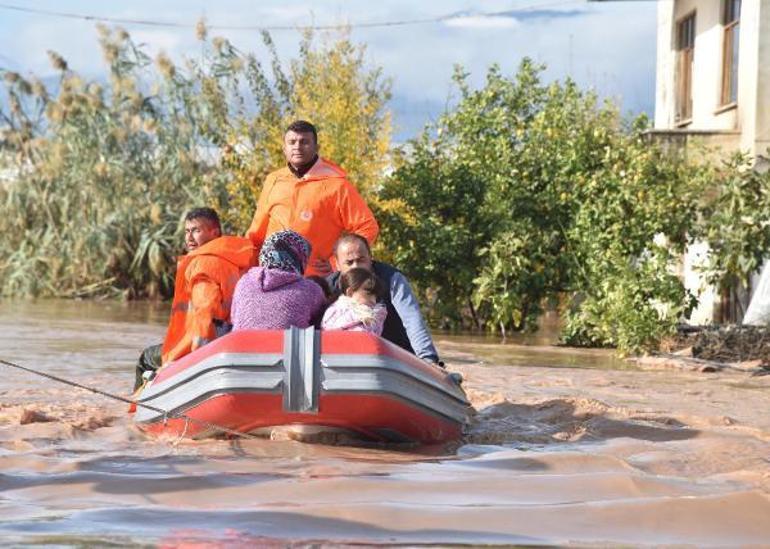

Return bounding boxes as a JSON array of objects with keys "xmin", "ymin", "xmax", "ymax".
[
  {"xmin": 682, "ymin": 241, "xmax": 717, "ymax": 325},
  {"xmin": 655, "ymin": 1, "xmax": 676, "ymax": 129},
  {"xmin": 655, "ymin": 0, "xmax": 769, "ymax": 157},
  {"xmin": 739, "ymin": 0, "xmax": 761, "ymax": 154},
  {"xmin": 755, "ymin": 1, "xmax": 770, "ymax": 159},
  {"xmin": 645, "ymin": 128, "xmax": 741, "ymax": 163}
]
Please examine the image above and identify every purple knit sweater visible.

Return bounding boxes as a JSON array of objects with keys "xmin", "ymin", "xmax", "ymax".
[{"xmin": 231, "ymin": 266, "xmax": 326, "ymax": 331}]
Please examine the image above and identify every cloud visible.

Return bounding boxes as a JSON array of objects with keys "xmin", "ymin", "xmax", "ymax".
[
  {"xmin": 443, "ymin": 8, "xmax": 585, "ymax": 29},
  {"xmin": 444, "ymin": 15, "xmax": 520, "ymax": 29},
  {"xmin": 491, "ymin": 9, "xmax": 586, "ymax": 21}
]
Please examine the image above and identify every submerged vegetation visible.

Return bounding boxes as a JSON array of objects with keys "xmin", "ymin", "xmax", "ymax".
[{"xmin": 2, "ymin": 25, "xmax": 770, "ymax": 353}]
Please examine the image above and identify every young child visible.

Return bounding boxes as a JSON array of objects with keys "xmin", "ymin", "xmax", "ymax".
[{"xmin": 321, "ymin": 267, "xmax": 387, "ymax": 334}]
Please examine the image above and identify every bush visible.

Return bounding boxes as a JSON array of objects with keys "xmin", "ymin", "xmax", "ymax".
[{"xmin": 379, "ymin": 60, "xmax": 769, "ymax": 353}]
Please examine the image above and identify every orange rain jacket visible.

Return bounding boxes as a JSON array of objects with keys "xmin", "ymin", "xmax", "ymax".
[
  {"xmin": 246, "ymin": 158, "xmax": 379, "ymax": 276},
  {"xmin": 161, "ymin": 236, "xmax": 257, "ymax": 364}
]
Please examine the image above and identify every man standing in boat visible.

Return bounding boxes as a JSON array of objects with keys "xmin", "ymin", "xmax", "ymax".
[
  {"xmin": 246, "ymin": 120, "xmax": 379, "ymax": 277},
  {"xmin": 134, "ymin": 208, "xmax": 256, "ymax": 390},
  {"xmin": 327, "ymin": 233, "xmax": 443, "ymax": 367}
]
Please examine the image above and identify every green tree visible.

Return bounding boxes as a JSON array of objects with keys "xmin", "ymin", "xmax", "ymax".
[
  {"xmin": 694, "ymin": 152, "xmax": 770, "ymax": 291},
  {"xmin": 379, "ymin": 61, "xmax": 636, "ymax": 332},
  {"xmin": 379, "ymin": 60, "xmax": 730, "ymax": 353},
  {"xmin": 377, "ymin": 132, "xmax": 490, "ymax": 326}
]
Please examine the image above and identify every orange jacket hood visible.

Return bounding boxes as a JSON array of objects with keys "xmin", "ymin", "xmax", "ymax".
[
  {"xmin": 161, "ymin": 236, "xmax": 256, "ymax": 365},
  {"xmin": 183, "ymin": 235, "xmax": 257, "ymax": 271},
  {"xmin": 246, "ymin": 157, "xmax": 379, "ymax": 277}
]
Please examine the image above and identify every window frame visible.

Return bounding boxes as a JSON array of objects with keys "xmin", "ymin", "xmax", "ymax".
[
  {"xmin": 720, "ymin": 0, "xmax": 741, "ymax": 108},
  {"xmin": 675, "ymin": 11, "xmax": 696, "ymax": 125}
]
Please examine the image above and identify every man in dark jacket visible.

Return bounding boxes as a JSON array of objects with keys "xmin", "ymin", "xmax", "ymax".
[{"xmin": 326, "ymin": 233, "xmax": 442, "ymax": 365}]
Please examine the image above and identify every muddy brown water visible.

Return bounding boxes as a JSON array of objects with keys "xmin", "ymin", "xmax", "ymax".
[{"xmin": 1, "ymin": 300, "xmax": 769, "ymax": 546}]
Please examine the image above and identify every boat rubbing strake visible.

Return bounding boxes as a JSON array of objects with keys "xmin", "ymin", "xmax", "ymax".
[{"xmin": 133, "ymin": 327, "xmax": 471, "ymax": 443}]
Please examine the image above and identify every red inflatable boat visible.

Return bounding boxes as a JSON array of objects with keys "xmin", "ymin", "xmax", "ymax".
[{"xmin": 133, "ymin": 327, "xmax": 470, "ymax": 444}]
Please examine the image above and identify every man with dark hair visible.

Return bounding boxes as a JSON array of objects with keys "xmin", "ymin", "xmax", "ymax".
[
  {"xmin": 134, "ymin": 207, "xmax": 257, "ymax": 390},
  {"xmin": 285, "ymin": 119, "xmax": 317, "ymax": 142},
  {"xmin": 327, "ymin": 233, "xmax": 443, "ymax": 366},
  {"xmin": 246, "ymin": 119, "xmax": 378, "ymax": 276},
  {"xmin": 185, "ymin": 207, "xmax": 220, "ymax": 228}
]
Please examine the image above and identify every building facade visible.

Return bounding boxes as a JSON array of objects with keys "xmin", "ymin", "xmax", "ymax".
[
  {"xmin": 654, "ymin": 0, "xmax": 770, "ymax": 160},
  {"xmin": 651, "ymin": 0, "xmax": 770, "ymax": 324}
]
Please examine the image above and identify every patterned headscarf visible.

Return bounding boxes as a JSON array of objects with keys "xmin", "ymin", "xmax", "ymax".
[{"xmin": 259, "ymin": 230, "xmax": 311, "ymax": 275}]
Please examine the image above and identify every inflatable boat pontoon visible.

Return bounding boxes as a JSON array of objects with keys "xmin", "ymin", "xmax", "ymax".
[{"xmin": 133, "ymin": 327, "xmax": 470, "ymax": 443}]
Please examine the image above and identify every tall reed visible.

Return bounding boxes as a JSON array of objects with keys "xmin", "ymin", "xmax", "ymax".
[{"xmin": 0, "ymin": 24, "xmax": 391, "ymax": 299}]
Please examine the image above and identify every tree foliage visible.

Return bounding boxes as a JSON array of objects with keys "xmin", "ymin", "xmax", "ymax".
[
  {"xmin": 379, "ymin": 60, "xmax": 770, "ymax": 353},
  {"xmin": 219, "ymin": 29, "xmax": 391, "ymax": 229},
  {"xmin": 0, "ymin": 25, "xmax": 391, "ymax": 299},
  {"xmin": 695, "ymin": 153, "xmax": 770, "ymax": 290}
]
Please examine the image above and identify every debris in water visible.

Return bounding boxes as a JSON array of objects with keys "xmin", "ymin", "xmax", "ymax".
[{"xmin": 19, "ymin": 409, "xmax": 56, "ymax": 425}]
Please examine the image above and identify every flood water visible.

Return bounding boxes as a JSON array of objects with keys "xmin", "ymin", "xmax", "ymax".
[{"xmin": 1, "ymin": 300, "xmax": 769, "ymax": 546}]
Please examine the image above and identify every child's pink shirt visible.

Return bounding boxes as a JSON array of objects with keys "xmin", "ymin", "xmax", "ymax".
[{"xmin": 321, "ymin": 295, "xmax": 387, "ymax": 335}]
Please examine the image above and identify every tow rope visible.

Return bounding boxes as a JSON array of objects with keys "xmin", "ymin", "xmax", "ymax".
[{"xmin": 0, "ymin": 358, "xmax": 260, "ymax": 440}]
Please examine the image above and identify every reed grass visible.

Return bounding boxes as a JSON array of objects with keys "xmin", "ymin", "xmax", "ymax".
[{"xmin": 0, "ymin": 24, "xmax": 391, "ymax": 299}]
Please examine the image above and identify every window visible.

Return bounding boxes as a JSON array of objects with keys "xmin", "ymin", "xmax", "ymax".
[
  {"xmin": 675, "ymin": 13, "xmax": 695, "ymax": 123},
  {"xmin": 721, "ymin": 0, "xmax": 741, "ymax": 106}
]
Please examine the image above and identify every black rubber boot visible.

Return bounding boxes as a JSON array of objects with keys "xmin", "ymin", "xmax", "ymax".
[{"xmin": 134, "ymin": 343, "xmax": 162, "ymax": 391}]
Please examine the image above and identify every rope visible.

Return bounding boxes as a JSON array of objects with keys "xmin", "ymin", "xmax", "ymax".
[
  {"xmin": 0, "ymin": 1, "xmax": 584, "ymax": 32},
  {"xmin": 0, "ymin": 358, "xmax": 260, "ymax": 440}
]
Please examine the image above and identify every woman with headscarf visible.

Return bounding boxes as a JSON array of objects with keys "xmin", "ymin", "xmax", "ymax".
[{"xmin": 231, "ymin": 230, "xmax": 326, "ymax": 330}]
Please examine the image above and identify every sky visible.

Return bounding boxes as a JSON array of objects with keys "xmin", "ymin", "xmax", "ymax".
[{"xmin": 0, "ymin": 0, "xmax": 659, "ymax": 141}]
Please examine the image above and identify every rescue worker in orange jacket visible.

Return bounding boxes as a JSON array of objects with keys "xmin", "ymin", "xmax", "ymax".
[
  {"xmin": 134, "ymin": 208, "xmax": 257, "ymax": 390},
  {"xmin": 246, "ymin": 120, "xmax": 379, "ymax": 277}
]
